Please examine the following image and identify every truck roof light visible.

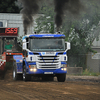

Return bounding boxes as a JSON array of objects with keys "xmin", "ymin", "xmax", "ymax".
[
  {"xmin": 34, "ymin": 32, "xmax": 37, "ymax": 34},
  {"xmin": 56, "ymin": 31, "xmax": 61, "ymax": 34},
  {"xmin": 58, "ymin": 31, "xmax": 61, "ymax": 34}
]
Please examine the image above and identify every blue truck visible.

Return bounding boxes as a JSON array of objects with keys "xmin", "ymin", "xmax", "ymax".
[{"xmin": 13, "ymin": 33, "xmax": 70, "ymax": 82}]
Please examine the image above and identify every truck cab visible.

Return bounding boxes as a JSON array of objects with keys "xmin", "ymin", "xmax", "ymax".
[{"xmin": 20, "ymin": 33, "xmax": 70, "ymax": 82}]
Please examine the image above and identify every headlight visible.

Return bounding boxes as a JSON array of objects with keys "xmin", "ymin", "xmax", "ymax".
[
  {"xmin": 30, "ymin": 68, "xmax": 33, "ymax": 71},
  {"xmin": 61, "ymin": 64, "xmax": 67, "ymax": 71},
  {"xmin": 61, "ymin": 67, "xmax": 67, "ymax": 71},
  {"xmin": 64, "ymin": 68, "xmax": 67, "ymax": 71},
  {"xmin": 30, "ymin": 68, "xmax": 37, "ymax": 72},
  {"xmin": 29, "ymin": 65, "xmax": 37, "ymax": 72},
  {"xmin": 33, "ymin": 68, "xmax": 37, "ymax": 72}
]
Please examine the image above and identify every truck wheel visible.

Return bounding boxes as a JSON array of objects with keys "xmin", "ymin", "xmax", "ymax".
[
  {"xmin": 57, "ymin": 74, "xmax": 66, "ymax": 82},
  {"xmin": 13, "ymin": 62, "xmax": 18, "ymax": 80},
  {"xmin": 23, "ymin": 65, "xmax": 31, "ymax": 81},
  {"xmin": 13, "ymin": 62, "xmax": 22, "ymax": 80}
]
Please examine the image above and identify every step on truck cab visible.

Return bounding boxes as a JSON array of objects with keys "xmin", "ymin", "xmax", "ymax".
[{"xmin": 13, "ymin": 33, "xmax": 70, "ymax": 82}]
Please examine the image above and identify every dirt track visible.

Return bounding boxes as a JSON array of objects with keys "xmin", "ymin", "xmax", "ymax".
[{"xmin": 0, "ymin": 70, "xmax": 100, "ymax": 100}]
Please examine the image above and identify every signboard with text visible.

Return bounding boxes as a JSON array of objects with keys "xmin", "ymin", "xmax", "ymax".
[
  {"xmin": 92, "ymin": 53, "xmax": 100, "ymax": 59},
  {"xmin": 0, "ymin": 27, "xmax": 18, "ymax": 36}
]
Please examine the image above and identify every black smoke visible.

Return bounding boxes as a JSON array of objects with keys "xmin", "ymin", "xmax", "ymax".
[
  {"xmin": 54, "ymin": 0, "xmax": 83, "ymax": 31},
  {"xmin": 19, "ymin": 0, "xmax": 40, "ymax": 35},
  {"xmin": 19, "ymin": 0, "xmax": 83, "ymax": 34}
]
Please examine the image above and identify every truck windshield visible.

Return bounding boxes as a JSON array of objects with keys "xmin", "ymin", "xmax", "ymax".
[{"xmin": 30, "ymin": 38, "xmax": 65, "ymax": 52}]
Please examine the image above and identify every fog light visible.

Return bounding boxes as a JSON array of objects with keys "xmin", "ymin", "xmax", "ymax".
[
  {"xmin": 30, "ymin": 68, "xmax": 33, "ymax": 71},
  {"xmin": 61, "ymin": 68, "xmax": 64, "ymax": 70},
  {"xmin": 61, "ymin": 68, "xmax": 67, "ymax": 71},
  {"xmin": 33, "ymin": 68, "xmax": 37, "ymax": 72},
  {"xmin": 30, "ymin": 68, "xmax": 37, "ymax": 72},
  {"xmin": 64, "ymin": 68, "xmax": 67, "ymax": 71}
]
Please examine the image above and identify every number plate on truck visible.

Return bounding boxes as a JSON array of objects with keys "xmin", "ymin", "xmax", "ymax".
[{"xmin": 44, "ymin": 72, "xmax": 53, "ymax": 74}]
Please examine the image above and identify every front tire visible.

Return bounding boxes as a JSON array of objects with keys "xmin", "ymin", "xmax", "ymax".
[
  {"xmin": 23, "ymin": 65, "xmax": 31, "ymax": 81},
  {"xmin": 13, "ymin": 67, "xmax": 17, "ymax": 80},
  {"xmin": 57, "ymin": 74, "xmax": 66, "ymax": 82},
  {"xmin": 13, "ymin": 62, "xmax": 22, "ymax": 80}
]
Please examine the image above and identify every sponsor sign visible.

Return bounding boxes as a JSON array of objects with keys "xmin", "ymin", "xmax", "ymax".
[{"xmin": 92, "ymin": 53, "xmax": 100, "ymax": 59}]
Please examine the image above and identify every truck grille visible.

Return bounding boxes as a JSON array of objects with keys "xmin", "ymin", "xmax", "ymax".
[{"xmin": 37, "ymin": 56, "xmax": 60, "ymax": 69}]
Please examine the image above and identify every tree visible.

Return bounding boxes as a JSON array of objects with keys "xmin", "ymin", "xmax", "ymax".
[
  {"xmin": 35, "ymin": 0, "xmax": 100, "ymax": 69},
  {"xmin": 67, "ymin": 21, "xmax": 100, "ymax": 69},
  {"xmin": 65, "ymin": 0, "xmax": 100, "ymax": 69},
  {"xmin": 0, "ymin": 0, "xmax": 20, "ymax": 13},
  {"xmin": 35, "ymin": 0, "xmax": 55, "ymax": 33}
]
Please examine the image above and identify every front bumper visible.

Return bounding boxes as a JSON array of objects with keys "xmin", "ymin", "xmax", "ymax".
[{"xmin": 26, "ymin": 68, "xmax": 67, "ymax": 75}]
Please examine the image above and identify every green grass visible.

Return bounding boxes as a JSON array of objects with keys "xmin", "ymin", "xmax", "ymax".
[{"xmin": 82, "ymin": 69, "xmax": 100, "ymax": 76}]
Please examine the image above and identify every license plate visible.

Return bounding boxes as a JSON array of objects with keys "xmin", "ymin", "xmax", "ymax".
[
  {"xmin": 44, "ymin": 72, "xmax": 53, "ymax": 74},
  {"xmin": 46, "ymin": 52, "xmax": 54, "ymax": 54}
]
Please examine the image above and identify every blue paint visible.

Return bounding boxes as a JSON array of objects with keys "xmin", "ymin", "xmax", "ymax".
[
  {"xmin": 29, "ymin": 34, "xmax": 65, "ymax": 38},
  {"xmin": 61, "ymin": 62, "xmax": 67, "ymax": 64},
  {"xmin": 29, "ymin": 52, "xmax": 34, "ymax": 55},
  {"xmin": 22, "ymin": 36, "xmax": 27, "ymax": 40},
  {"xmin": 63, "ymin": 52, "xmax": 66, "ymax": 55},
  {"xmin": 42, "ymin": 52, "xmax": 45, "ymax": 55},
  {"xmin": 30, "ymin": 57, "xmax": 32, "ymax": 61},
  {"xmin": 13, "ymin": 55, "xmax": 23, "ymax": 63},
  {"xmin": 64, "ymin": 57, "xmax": 66, "ymax": 60},
  {"xmin": 28, "ymin": 62, "xmax": 36, "ymax": 65}
]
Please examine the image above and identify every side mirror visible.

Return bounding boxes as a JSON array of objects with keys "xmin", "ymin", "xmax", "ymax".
[
  {"xmin": 65, "ymin": 42, "xmax": 70, "ymax": 52},
  {"xmin": 23, "ymin": 42, "xmax": 30, "ymax": 50},
  {"xmin": 22, "ymin": 39, "xmax": 26, "ymax": 50}
]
